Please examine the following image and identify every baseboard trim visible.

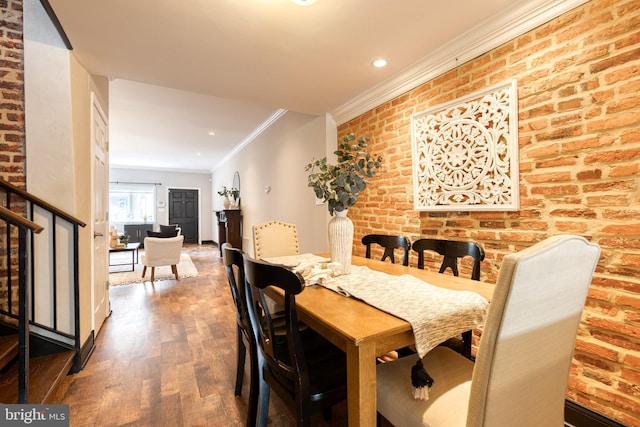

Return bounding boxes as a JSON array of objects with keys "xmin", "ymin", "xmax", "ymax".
[
  {"xmin": 565, "ymin": 399, "xmax": 625, "ymax": 427},
  {"xmin": 73, "ymin": 331, "xmax": 95, "ymax": 373}
]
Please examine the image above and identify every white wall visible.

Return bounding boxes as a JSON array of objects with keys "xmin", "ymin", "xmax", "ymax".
[
  {"xmin": 109, "ymin": 168, "xmax": 213, "ymax": 242},
  {"xmin": 212, "ymin": 111, "xmax": 336, "ymax": 256},
  {"xmin": 24, "ymin": 0, "xmax": 108, "ymax": 345},
  {"xmin": 24, "ymin": 0, "xmax": 75, "ymax": 209}
]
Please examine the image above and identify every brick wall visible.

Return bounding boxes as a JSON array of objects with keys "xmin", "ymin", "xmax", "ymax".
[
  {"xmin": 0, "ymin": 0, "xmax": 25, "ymax": 313},
  {"xmin": 340, "ymin": 0, "xmax": 640, "ymax": 424},
  {"xmin": 0, "ymin": 0, "xmax": 24, "ymax": 187}
]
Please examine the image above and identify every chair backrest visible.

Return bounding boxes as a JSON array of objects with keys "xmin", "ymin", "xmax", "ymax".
[
  {"xmin": 467, "ymin": 235, "xmax": 600, "ymax": 426},
  {"xmin": 361, "ymin": 234, "xmax": 411, "ymax": 266},
  {"xmin": 222, "ymin": 243, "xmax": 249, "ymax": 330},
  {"xmin": 242, "ymin": 255, "xmax": 308, "ymax": 392},
  {"xmin": 253, "ymin": 220, "xmax": 299, "ymax": 259},
  {"xmin": 412, "ymin": 238, "xmax": 485, "ymax": 280},
  {"xmin": 142, "ymin": 235, "xmax": 184, "ymax": 266}
]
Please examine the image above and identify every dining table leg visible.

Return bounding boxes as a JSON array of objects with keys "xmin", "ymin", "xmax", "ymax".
[{"xmin": 346, "ymin": 340, "xmax": 377, "ymax": 426}]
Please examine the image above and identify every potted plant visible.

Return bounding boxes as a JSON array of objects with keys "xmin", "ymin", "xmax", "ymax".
[
  {"xmin": 305, "ymin": 133, "xmax": 383, "ymax": 273},
  {"xmin": 305, "ymin": 133, "xmax": 383, "ymax": 215},
  {"xmin": 218, "ymin": 186, "xmax": 231, "ymax": 209},
  {"xmin": 119, "ymin": 234, "xmax": 130, "ymax": 245},
  {"xmin": 217, "ymin": 186, "xmax": 229, "ymax": 197},
  {"xmin": 229, "ymin": 187, "xmax": 240, "ymax": 208},
  {"xmin": 218, "ymin": 186, "xmax": 240, "ymax": 209}
]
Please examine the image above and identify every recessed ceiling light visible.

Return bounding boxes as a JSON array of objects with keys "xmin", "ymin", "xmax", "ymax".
[
  {"xmin": 372, "ymin": 58, "xmax": 387, "ymax": 68},
  {"xmin": 292, "ymin": 0, "xmax": 316, "ymax": 6},
  {"xmin": 208, "ymin": 131, "xmax": 216, "ymax": 136}
]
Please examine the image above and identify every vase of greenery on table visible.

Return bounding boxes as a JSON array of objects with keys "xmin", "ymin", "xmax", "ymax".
[
  {"xmin": 306, "ymin": 134, "xmax": 382, "ymax": 274},
  {"xmin": 218, "ymin": 186, "xmax": 239, "ymax": 210},
  {"xmin": 229, "ymin": 187, "xmax": 240, "ymax": 209}
]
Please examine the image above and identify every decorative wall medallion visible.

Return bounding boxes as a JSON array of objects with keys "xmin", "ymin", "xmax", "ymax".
[{"xmin": 411, "ymin": 79, "xmax": 519, "ymax": 211}]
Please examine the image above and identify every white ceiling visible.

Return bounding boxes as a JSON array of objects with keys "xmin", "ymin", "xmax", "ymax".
[{"xmin": 45, "ymin": 0, "xmax": 582, "ymax": 173}]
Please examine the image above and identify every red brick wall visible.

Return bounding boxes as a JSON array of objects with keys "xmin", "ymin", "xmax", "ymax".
[
  {"xmin": 0, "ymin": 0, "xmax": 25, "ymax": 312},
  {"xmin": 340, "ymin": 0, "xmax": 640, "ymax": 424},
  {"xmin": 0, "ymin": 0, "xmax": 25, "ymax": 187}
]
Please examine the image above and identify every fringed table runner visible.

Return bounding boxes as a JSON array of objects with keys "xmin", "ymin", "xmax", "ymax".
[
  {"xmin": 264, "ymin": 254, "xmax": 489, "ymax": 400},
  {"xmin": 321, "ymin": 265, "xmax": 487, "ymax": 359},
  {"xmin": 263, "ymin": 255, "xmax": 489, "ymax": 360}
]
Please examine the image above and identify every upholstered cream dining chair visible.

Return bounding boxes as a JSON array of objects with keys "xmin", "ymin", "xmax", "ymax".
[
  {"xmin": 141, "ymin": 235, "xmax": 184, "ymax": 282},
  {"xmin": 252, "ymin": 220, "xmax": 299, "ymax": 259},
  {"xmin": 376, "ymin": 235, "xmax": 600, "ymax": 427}
]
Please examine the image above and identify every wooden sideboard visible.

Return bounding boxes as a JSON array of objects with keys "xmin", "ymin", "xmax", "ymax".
[{"xmin": 215, "ymin": 209, "xmax": 242, "ymax": 255}]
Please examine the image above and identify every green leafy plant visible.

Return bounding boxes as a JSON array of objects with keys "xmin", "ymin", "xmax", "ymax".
[
  {"xmin": 217, "ymin": 186, "xmax": 239, "ymax": 198},
  {"xmin": 305, "ymin": 134, "xmax": 383, "ymax": 215},
  {"xmin": 229, "ymin": 187, "xmax": 240, "ymax": 200},
  {"xmin": 118, "ymin": 234, "xmax": 130, "ymax": 243}
]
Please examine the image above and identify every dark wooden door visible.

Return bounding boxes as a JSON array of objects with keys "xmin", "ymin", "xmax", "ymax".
[{"xmin": 169, "ymin": 189, "xmax": 199, "ymax": 244}]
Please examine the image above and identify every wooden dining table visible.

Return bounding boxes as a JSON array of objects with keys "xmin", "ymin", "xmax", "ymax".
[{"xmin": 264, "ymin": 254, "xmax": 495, "ymax": 427}]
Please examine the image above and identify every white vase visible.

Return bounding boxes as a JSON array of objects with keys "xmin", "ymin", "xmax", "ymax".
[
  {"xmin": 230, "ymin": 196, "xmax": 239, "ymax": 209},
  {"xmin": 328, "ymin": 209, "xmax": 353, "ymax": 274},
  {"xmin": 223, "ymin": 196, "xmax": 231, "ymax": 209}
]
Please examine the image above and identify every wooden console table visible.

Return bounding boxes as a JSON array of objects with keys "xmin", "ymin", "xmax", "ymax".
[{"xmin": 215, "ymin": 209, "xmax": 242, "ymax": 255}]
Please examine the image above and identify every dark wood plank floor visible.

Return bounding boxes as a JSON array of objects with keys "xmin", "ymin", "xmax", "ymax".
[{"xmin": 50, "ymin": 244, "xmax": 349, "ymax": 427}]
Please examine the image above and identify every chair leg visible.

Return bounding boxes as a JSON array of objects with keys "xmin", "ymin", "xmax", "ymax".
[
  {"xmin": 235, "ymin": 326, "xmax": 246, "ymax": 396},
  {"xmin": 322, "ymin": 407, "xmax": 332, "ymax": 421},
  {"xmin": 257, "ymin": 354, "xmax": 270, "ymax": 427},
  {"xmin": 462, "ymin": 330, "xmax": 473, "ymax": 359},
  {"xmin": 298, "ymin": 398, "xmax": 313, "ymax": 427},
  {"xmin": 141, "ymin": 266, "xmax": 147, "ymax": 278},
  {"xmin": 172, "ymin": 264, "xmax": 179, "ymax": 279},
  {"xmin": 151, "ymin": 267, "xmax": 155, "ymax": 282},
  {"xmin": 247, "ymin": 339, "xmax": 259, "ymax": 427}
]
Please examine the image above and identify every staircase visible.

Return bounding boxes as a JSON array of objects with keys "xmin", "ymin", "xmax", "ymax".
[
  {"xmin": 0, "ymin": 179, "xmax": 86, "ymax": 403},
  {"xmin": 0, "ymin": 330, "xmax": 74, "ymax": 403}
]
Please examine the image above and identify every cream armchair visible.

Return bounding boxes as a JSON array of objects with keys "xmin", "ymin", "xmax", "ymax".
[{"xmin": 141, "ymin": 235, "xmax": 184, "ymax": 282}]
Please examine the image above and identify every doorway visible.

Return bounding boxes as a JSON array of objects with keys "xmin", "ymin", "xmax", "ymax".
[
  {"xmin": 168, "ymin": 188, "xmax": 199, "ymax": 244},
  {"xmin": 91, "ymin": 93, "xmax": 109, "ymax": 334}
]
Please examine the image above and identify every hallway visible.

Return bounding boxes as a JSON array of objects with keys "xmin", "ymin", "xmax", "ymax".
[{"xmin": 52, "ymin": 244, "xmax": 348, "ymax": 426}]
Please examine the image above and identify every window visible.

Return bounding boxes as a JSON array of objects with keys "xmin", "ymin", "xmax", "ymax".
[{"xmin": 109, "ymin": 183, "xmax": 156, "ymax": 226}]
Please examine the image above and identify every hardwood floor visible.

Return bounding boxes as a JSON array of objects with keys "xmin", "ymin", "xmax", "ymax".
[{"xmin": 51, "ymin": 244, "xmax": 348, "ymax": 427}]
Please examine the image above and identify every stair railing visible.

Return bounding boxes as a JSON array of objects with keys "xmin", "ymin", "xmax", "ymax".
[
  {"xmin": 0, "ymin": 179, "xmax": 86, "ymax": 401},
  {"xmin": 0, "ymin": 205, "xmax": 43, "ymax": 402}
]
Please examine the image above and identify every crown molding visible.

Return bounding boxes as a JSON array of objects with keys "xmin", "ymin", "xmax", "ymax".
[
  {"xmin": 214, "ymin": 108, "xmax": 288, "ymax": 171},
  {"xmin": 331, "ymin": 0, "xmax": 589, "ymax": 126}
]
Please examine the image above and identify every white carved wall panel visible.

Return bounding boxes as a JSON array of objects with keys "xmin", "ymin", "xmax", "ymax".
[{"xmin": 411, "ymin": 80, "xmax": 519, "ymax": 211}]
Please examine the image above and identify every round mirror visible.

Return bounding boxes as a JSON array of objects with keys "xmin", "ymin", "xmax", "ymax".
[{"xmin": 232, "ymin": 171, "xmax": 240, "ymax": 193}]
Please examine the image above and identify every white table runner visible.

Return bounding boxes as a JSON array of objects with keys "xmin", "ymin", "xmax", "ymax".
[{"xmin": 263, "ymin": 254, "xmax": 488, "ymax": 358}]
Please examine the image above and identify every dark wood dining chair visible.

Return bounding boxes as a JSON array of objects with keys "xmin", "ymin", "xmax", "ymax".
[
  {"xmin": 412, "ymin": 238, "xmax": 485, "ymax": 358},
  {"xmin": 243, "ymin": 255, "xmax": 347, "ymax": 427},
  {"xmin": 222, "ymin": 243, "xmax": 259, "ymax": 427},
  {"xmin": 361, "ymin": 234, "xmax": 411, "ymax": 266},
  {"xmin": 412, "ymin": 238, "xmax": 485, "ymax": 280}
]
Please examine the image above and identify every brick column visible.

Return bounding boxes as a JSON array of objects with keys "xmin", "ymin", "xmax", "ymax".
[{"xmin": 0, "ymin": 0, "xmax": 25, "ymax": 187}]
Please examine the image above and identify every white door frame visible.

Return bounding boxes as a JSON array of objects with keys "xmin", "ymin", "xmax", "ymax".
[{"xmin": 91, "ymin": 92, "xmax": 109, "ymax": 334}]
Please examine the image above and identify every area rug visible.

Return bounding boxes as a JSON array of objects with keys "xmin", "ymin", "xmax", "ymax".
[{"xmin": 109, "ymin": 252, "xmax": 198, "ymax": 286}]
